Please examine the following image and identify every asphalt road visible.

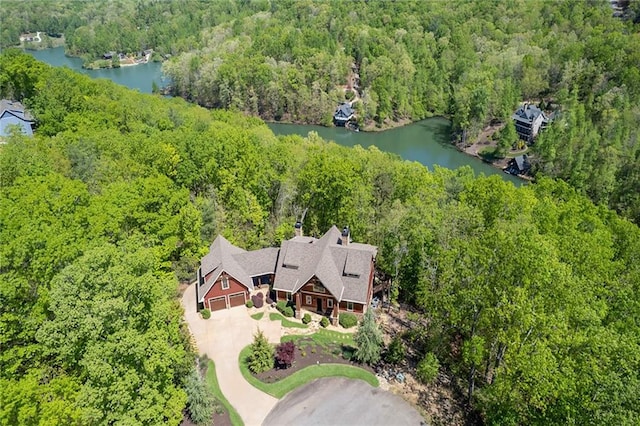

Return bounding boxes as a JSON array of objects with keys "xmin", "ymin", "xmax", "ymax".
[{"xmin": 263, "ymin": 377, "xmax": 427, "ymax": 426}]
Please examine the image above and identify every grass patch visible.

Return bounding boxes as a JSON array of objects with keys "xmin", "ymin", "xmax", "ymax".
[
  {"xmin": 205, "ymin": 360, "xmax": 244, "ymax": 426},
  {"xmin": 269, "ymin": 312, "xmax": 308, "ymax": 329},
  {"xmin": 505, "ymin": 147, "xmax": 529, "ymax": 158},
  {"xmin": 283, "ymin": 329, "xmax": 355, "ymax": 347},
  {"xmin": 250, "ymin": 312, "xmax": 264, "ymax": 320},
  {"xmin": 238, "ymin": 346, "xmax": 378, "ymax": 398}
]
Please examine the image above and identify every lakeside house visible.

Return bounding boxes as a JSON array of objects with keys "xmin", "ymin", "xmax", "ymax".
[
  {"xmin": 0, "ymin": 100, "xmax": 34, "ymax": 138},
  {"xmin": 196, "ymin": 224, "xmax": 377, "ymax": 324},
  {"xmin": 512, "ymin": 103, "xmax": 551, "ymax": 143},
  {"xmin": 334, "ymin": 103, "xmax": 355, "ymax": 126},
  {"xmin": 505, "ymin": 154, "xmax": 531, "ymax": 176}
]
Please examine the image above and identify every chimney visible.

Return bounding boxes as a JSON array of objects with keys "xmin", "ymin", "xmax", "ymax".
[
  {"xmin": 294, "ymin": 221, "xmax": 303, "ymax": 237},
  {"xmin": 341, "ymin": 226, "xmax": 350, "ymax": 246}
]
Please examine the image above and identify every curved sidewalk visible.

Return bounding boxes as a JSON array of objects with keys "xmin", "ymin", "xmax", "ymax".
[{"xmin": 182, "ymin": 284, "xmax": 281, "ymax": 426}]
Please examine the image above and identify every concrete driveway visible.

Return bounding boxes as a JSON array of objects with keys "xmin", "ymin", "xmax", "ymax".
[
  {"xmin": 182, "ymin": 283, "xmax": 281, "ymax": 426},
  {"xmin": 263, "ymin": 377, "xmax": 426, "ymax": 426}
]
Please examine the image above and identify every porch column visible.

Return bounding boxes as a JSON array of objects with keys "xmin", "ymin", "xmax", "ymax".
[
  {"xmin": 295, "ymin": 293, "xmax": 302, "ymax": 319},
  {"xmin": 331, "ymin": 302, "xmax": 339, "ymax": 325}
]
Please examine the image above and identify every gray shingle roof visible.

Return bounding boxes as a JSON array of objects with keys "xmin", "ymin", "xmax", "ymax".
[
  {"xmin": 512, "ymin": 103, "xmax": 548, "ymax": 124},
  {"xmin": 233, "ymin": 247, "xmax": 279, "ymax": 277},
  {"xmin": 273, "ymin": 226, "xmax": 377, "ymax": 304},
  {"xmin": 198, "ymin": 235, "xmax": 254, "ymax": 302},
  {"xmin": 199, "ymin": 227, "xmax": 377, "ymax": 305},
  {"xmin": 0, "ymin": 99, "xmax": 34, "ymax": 122}
]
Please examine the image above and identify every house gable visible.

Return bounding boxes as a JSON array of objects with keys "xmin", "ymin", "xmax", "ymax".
[{"xmin": 0, "ymin": 100, "xmax": 34, "ymax": 137}]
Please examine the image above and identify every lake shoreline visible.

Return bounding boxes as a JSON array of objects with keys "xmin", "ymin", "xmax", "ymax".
[{"xmin": 26, "ymin": 46, "xmax": 522, "ymax": 185}]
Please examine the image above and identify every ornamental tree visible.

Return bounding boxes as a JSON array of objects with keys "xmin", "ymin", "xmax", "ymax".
[{"xmin": 275, "ymin": 341, "xmax": 296, "ymax": 369}]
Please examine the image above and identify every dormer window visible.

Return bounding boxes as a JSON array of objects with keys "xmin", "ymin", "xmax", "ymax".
[{"xmin": 221, "ymin": 276, "xmax": 229, "ymax": 290}]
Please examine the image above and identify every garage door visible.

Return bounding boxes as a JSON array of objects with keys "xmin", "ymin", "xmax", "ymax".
[
  {"xmin": 228, "ymin": 292, "xmax": 246, "ymax": 308},
  {"xmin": 209, "ymin": 297, "xmax": 226, "ymax": 311}
]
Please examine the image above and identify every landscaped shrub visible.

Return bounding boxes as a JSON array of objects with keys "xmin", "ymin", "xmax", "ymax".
[
  {"xmin": 276, "ymin": 301, "xmax": 294, "ymax": 317},
  {"xmin": 200, "ymin": 308, "xmax": 211, "ymax": 319},
  {"xmin": 302, "ymin": 313, "xmax": 312, "ymax": 324},
  {"xmin": 275, "ymin": 341, "xmax": 296, "ymax": 369},
  {"xmin": 342, "ymin": 345, "xmax": 355, "ymax": 360},
  {"xmin": 245, "ymin": 299, "xmax": 254, "ymax": 308},
  {"xmin": 416, "ymin": 352, "xmax": 440, "ymax": 384},
  {"xmin": 339, "ymin": 312, "xmax": 358, "ymax": 329},
  {"xmin": 385, "ymin": 335, "xmax": 406, "ymax": 365},
  {"xmin": 248, "ymin": 330, "xmax": 274, "ymax": 374},
  {"xmin": 320, "ymin": 317, "xmax": 330, "ymax": 328},
  {"xmin": 251, "ymin": 294, "xmax": 264, "ymax": 308}
]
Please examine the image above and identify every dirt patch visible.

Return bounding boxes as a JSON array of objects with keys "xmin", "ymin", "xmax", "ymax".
[
  {"xmin": 376, "ymin": 306, "xmax": 477, "ymax": 426},
  {"xmin": 254, "ymin": 338, "xmax": 373, "ymax": 383}
]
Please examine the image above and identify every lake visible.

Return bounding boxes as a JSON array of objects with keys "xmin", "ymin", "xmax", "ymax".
[
  {"xmin": 27, "ymin": 47, "xmax": 520, "ymax": 184},
  {"xmin": 28, "ymin": 46, "xmax": 165, "ymax": 94}
]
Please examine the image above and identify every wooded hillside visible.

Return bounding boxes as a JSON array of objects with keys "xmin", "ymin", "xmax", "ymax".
[
  {"xmin": 3, "ymin": 0, "xmax": 639, "ymax": 225},
  {"xmin": 1, "ymin": 50, "xmax": 639, "ymax": 424}
]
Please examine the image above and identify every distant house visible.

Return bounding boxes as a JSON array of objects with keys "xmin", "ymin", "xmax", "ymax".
[
  {"xmin": 0, "ymin": 100, "xmax": 34, "ymax": 138},
  {"xmin": 512, "ymin": 103, "xmax": 550, "ymax": 143},
  {"xmin": 333, "ymin": 103, "xmax": 354, "ymax": 126},
  {"xmin": 103, "ymin": 51, "xmax": 117, "ymax": 60},
  {"xmin": 505, "ymin": 154, "xmax": 531, "ymax": 175},
  {"xmin": 197, "ymin": 224, "xmax": 377, "ymax": 324}
]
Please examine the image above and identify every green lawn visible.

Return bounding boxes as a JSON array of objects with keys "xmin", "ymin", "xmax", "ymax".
[
  {"xmin": 238, "ymin": 346, "xmax": 378, "ymax": 399},
  {"xmin": 282, "ymin": 329, "xmax": 355, "ymax": 347},
  {"xmin": 269, "ymin": 312, "xmax": 308, "ymax": 329},
  {"xmin": 250, "ymin": 312, "xmax": 264, "ymax": 320},
  {"xmin": 206, "ymin": 360, "xmax": 244, "ymax": 426}
]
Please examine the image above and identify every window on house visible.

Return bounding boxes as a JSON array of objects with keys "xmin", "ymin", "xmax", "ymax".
[
  {"xmin": 347, "ymin": 301, "xmax": 354, "ymax": 311},
  {"xmin": 306, "ymin": 295, "xmax": 312, "ymax": 305},
  {"xmin": 287, "ymin": 292, "xmax": 292, "ymax": 301},
  {"xmin": 312, "ymin": 283, "xmax": 325, "ymax": 293},
  {"xmin": 327, "ymin": 299, "xmax": 333, "ymax": 309},
  {"xmin": 221, "ymin": 276, "xmax": 229, "ymax": 290}
]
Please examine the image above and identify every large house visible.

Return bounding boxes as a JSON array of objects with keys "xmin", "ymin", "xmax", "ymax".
[
  {"xmin": 196, "ymin": 225, "xmax": 377, "ymax": 323},
  {"xmin": 512, "ymin": 103, "xmax": 550, "ymax": 143},
  {"xmin": 0, "ymin": 100, "xmax": 34, "ymax": 138}
]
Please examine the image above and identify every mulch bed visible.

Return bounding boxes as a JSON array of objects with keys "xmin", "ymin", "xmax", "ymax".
[
  {"xmin": 180, "ymin": 410, "xmax": 231, "ymax": 426},
  {"xmin": 254, "ymin": 337, "xmax": 373, "ymax": 383}
]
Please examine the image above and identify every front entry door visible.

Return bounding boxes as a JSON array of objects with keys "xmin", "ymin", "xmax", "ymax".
[{"xmin": 316, "ymin": 298, "xmax": 322, "ymax": 312}]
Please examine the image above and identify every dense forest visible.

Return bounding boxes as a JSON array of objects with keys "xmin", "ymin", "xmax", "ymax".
[
  {"xmin": 2, "ymin": 50, "xmax": 640, "ymax": 425},
  {"xmin": 2, "ymin": 0, "xmax": 639, "ymax": 226}
]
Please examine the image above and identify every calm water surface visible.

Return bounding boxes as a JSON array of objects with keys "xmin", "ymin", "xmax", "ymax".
[
  {"xmin": 28, "ymin": 46, "xmax": 165, "ymax": 93},
  {"xmin": 268, "ymin": 121, "xmax": 522, "ymax": 184},
  {"xmin": 28, "ymin": 47, "xmax": 521, "ymax": 184}
]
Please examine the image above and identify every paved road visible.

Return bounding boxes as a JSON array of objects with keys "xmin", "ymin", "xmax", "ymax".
[
  {"xmin": 181, "ymin": 284, "xmax": 281, "ymax": 426},
  {"xmin": 263, "ymin": 377, "xmax": 427, "ymax": 426}
]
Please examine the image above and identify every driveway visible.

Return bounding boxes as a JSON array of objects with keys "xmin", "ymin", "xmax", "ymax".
[
  {"xmin": 182, "ymin": 283, "xmax": 281, "ymax": 426},
  {"xmin": 263, "ymin": 377, "xmax": 426, "ymax": 426}
]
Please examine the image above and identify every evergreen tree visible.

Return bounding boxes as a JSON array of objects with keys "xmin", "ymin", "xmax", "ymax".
[
  {"xmin": 353, "ymin": 309, "xmax": 384, "ymax": 365},
  {"xmin": 248, "ymin": 330, "xmax": 274, "ymax": 374},
  {"xmin": 185, "ymin": 369, "xmax": 215, "ymax": 426}
]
